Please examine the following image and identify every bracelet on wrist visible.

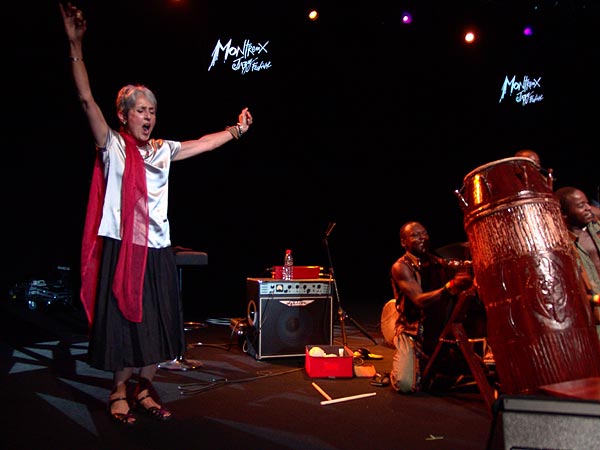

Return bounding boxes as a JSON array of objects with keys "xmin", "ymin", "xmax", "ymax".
[
  {"xmin": 226, "ymin": 125, "xmax": 240, "ymax": 140},
  {"xmin": 68, "ymin": 56, "xmax": 83, "ymax": 62}
]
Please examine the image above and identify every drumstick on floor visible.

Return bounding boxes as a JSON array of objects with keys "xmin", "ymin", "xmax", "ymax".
[
  {"xmin": 321, "ymin": 392, "xmax": 376, "ymax": 405},
  {"xmin": 311, "ymin": 382, "xmax": 376, "ymax": 405},
  {"xmin": 311, "ymin": 382, "xmax": 332, "ymax": 401}
]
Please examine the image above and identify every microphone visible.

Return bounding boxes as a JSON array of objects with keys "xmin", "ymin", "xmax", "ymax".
[{"xmin": 325, "ymin": 222, "xmax": 336, "ymax": 238}]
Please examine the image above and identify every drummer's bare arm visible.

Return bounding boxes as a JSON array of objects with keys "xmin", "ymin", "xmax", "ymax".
[{"xmin": 392, "ymin": 261, "xmax": 446, "ymax": 308}]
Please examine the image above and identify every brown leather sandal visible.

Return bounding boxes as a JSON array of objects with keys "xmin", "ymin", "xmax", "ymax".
[
  {"xmin": 108, "ymin": 396, "xmax": 136, "ymax": 426},
  {"xmin": 134, "ymin": 377, "xmax": 172, "ymax": 421}
]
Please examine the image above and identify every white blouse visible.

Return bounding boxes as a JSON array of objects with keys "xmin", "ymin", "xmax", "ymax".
[{"xmin": 96, "ymin": 129, "xmax": 181, "ymax": 249}]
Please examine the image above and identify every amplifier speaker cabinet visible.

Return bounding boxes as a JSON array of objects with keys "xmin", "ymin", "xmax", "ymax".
[
  {"xmin": 486, "ymin": 395, "xmax": 600, "ymax": 450},
  {"xmin": 245, "ymin": 278, "xmax": 333, "ymax": 360}
]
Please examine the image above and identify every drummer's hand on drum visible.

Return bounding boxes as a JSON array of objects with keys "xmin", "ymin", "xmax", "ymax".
[{"xmin": 444, "ymin": 272, "xmax": 473, "ymax": 296}]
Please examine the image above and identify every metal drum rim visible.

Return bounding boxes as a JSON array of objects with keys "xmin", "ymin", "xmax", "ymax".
[{"xmin": 462, "ymin": 156, "xmax": 538, "ymax": 183}]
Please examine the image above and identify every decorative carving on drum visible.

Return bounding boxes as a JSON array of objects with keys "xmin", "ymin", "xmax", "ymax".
[{"xmin": 455, "ymin": 157, "xmax": 600, "ymax": 395}]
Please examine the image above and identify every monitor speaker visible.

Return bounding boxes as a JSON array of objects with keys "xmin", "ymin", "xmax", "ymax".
[
  {"xmin": 486, "ymin": 395, "xmax": 600, "ymax": 450},
  {"xmin": 245, "ymin": 296, "xmax": 333, "ymax": 360}
]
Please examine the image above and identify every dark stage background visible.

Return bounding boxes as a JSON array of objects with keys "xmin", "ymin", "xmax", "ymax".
[{"xmin": 4, "ymin": 1, "xmax": 599, "ymax": 318}]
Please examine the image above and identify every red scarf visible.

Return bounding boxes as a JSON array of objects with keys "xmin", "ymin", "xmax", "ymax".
[{"xmin": 80, "ymin": 131, "xmax": 149, "ymax": 325}]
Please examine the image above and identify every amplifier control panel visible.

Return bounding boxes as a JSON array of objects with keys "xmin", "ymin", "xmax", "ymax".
[{"xmin": 247, "ymin": 278, "xmax": 332, "ymax": 296}]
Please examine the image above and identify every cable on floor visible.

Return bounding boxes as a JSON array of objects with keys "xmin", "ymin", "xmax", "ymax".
[{"xmin": 177, "ymin": 367, "xmax": 303, "ymax": 396}]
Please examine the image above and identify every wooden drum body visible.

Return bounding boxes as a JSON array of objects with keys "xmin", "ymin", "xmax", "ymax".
[{"xmin": 456, "ymin": 157, "xmax": 600, "ymax": 394}]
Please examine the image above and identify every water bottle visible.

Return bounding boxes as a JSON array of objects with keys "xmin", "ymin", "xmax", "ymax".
[{"xmin": 283, "ymin": 249, "xmax": 294, "ymax": 280}]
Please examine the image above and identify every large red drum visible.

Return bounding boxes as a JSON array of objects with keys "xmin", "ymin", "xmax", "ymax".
[{"xmin": 456, "ymin": 157, "xmax": 600, "ymax": 395}]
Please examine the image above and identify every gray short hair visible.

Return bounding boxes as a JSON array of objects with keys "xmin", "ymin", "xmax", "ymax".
[{"xmin": 115, "ymin": 84, "xmax": 157, "ymax": 119}]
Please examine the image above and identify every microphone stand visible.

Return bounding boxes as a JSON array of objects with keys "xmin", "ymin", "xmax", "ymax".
[{"xmin": 323, "ymin": 223, "xmax": 377, "ymax": 348}]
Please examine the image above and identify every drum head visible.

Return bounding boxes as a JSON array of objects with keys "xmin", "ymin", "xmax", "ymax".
[
  {"xmin": 462, "ymin": 156, "xmax": 535, "ymax": 182},
  {"xmin": 380, "ymin": 299, "xmax": 398, "ymax": 347}
]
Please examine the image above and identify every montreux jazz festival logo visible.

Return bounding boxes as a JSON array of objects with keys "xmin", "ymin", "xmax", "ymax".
[
  {"xmin": 208, "ymin": 38, "xmax": 272, "ymax": 75},
  {"xmin": 498, "ymin": 75, "xmax": 543, "ymax": 106}
]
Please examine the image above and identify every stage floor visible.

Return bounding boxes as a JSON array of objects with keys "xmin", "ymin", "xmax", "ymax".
[{"xmin": 1, "ymin": 297, "xmax": 496, "ymax": 450}]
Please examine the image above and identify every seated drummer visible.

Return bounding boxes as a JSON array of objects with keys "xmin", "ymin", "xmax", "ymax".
[{"xmin": 389, "ymin": 221, "xmax": 475, "ymax": 394}]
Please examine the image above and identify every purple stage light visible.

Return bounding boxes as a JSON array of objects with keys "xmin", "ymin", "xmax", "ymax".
[{"xmin": 401, "ymin": 12, "xmax": 413, "ymax": 25}]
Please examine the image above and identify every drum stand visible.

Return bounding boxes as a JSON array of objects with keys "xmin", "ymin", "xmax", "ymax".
[
  {"xmin": 323, "ymin": 223, "xmax": 377, "ymax": 348},
  {"xmin": 421, "ymin": 290, "xmax": 497, "ymax": 417}
]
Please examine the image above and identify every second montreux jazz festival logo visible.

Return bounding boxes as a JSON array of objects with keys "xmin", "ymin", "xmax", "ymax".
[
  {"xmin": 208, "ymin": 38, "xmax": 272, "ymax": 75},
  {"xmin": 498, "ymin": 75, "xmax": 543, "ymax": 106}
]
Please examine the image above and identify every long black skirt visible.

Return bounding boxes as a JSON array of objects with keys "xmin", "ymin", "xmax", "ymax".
[{"xmin": 88, "ymin": 237, "xmax": 185, "ymax": 371}]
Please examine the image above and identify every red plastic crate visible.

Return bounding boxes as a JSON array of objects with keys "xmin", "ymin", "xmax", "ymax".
[{"xmin": 305, "ymin": 345, "xmax": 353, "ymax": 378}]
